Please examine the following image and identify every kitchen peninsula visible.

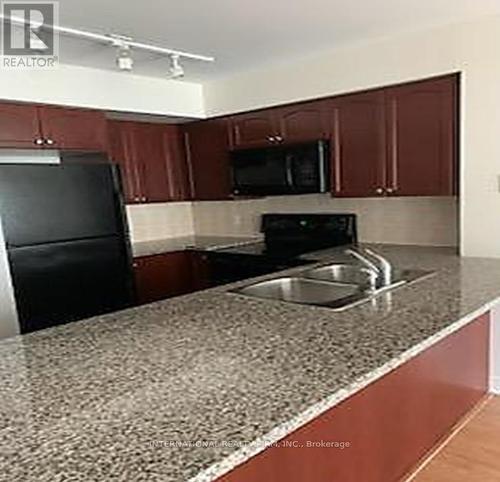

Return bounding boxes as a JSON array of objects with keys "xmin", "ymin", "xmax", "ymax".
[{"xmin": 0, "ymin": 244, "xmax": 498, "ymax": 482}]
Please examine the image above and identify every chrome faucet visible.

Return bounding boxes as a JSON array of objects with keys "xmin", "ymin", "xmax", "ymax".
[{"xmin": 345, "ymin": 247, "xmax": 393, "ymax": 287}]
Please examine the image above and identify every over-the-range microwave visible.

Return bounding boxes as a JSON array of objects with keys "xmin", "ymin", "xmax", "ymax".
[{"xmin": 230, "ymin": 140, "xmax": 330, "ymax": 196}]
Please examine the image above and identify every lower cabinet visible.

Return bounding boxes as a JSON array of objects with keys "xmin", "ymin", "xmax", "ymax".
[
  {"xmin": 133, "ymin": 251, "xmax": 210, "ymax": 305},
  {"xmin": 216, "ymin": 313, "xmax": 490, "ymax": 482}
]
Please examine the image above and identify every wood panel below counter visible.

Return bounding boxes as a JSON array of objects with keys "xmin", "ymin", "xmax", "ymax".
[{"xmin": 216, "ymin": 312, "xmax": 490, "ymax": 482}]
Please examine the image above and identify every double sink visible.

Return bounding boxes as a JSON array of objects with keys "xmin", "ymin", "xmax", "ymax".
[{"xmin": 233, "ymin": 261, "xmax": 434, "ymax": 311}]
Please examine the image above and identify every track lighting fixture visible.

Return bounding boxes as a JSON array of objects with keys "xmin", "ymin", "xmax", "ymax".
[
  {"xmin": 0, "ymin": 14, "xmax": 215, "ymax": 78},
  {"xmin": 169, "ymin": 54, "xmax": 184, "ymax": 79}
]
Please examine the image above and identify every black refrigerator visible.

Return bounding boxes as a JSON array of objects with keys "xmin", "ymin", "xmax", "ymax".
[{"xmin": 0, "ymin": 163, "xmax": 135, "ymax": 334}]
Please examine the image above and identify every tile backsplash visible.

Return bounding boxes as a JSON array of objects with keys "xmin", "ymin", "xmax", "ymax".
[
  {"xmin": 126, "ymin": 202, "xmax": 194, "ymax": 242},
  {"xmin": 192, "ymin": 195, "xmax": 459, "ymax": 247},
  {"xmin": 126, "ymin": 195, "xmax": 459, "ymax": 247}
]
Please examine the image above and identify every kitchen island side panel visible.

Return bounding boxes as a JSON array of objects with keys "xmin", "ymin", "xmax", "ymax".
[{"xmin": 216, "ymin": 312, "xmax": 490, "ymax": 482}]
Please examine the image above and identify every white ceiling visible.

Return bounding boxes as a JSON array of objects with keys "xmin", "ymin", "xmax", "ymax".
[{"xmin": 48, "ymin": 0, "xmax": 500, "ymax": 81}]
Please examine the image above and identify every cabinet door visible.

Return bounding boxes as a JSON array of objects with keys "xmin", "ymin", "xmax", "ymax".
[
  {"xmin": 229, "ymin": 110, "xmax": 278, "ymax": 149},
  {"xmin": 38, "ymin": 105, "xmax": 108, "ymax": 151},
  {"xmin": 107, "ymin": 121, "xmax": 142, "ymax": 204},
  {"xmin": 160, "ymin": 125, "xmax": 191, "ymax": 201},
  {"xmin": 330, "ymin": 91, "xmax": 387, "ymax": 197},
  {"xmin": 0, "ymin": 102, "xmax": 42, "ymax": 147},
  {"xmin": 133, "ymin": 252, "xmax": 194, "ymax": 305},
  {"xmin": 386, "ymin": 75, "xmax": 457, "ymax": 196},
  {"xmin": 278, "ymin": 100, "xmax": 329, "ymax": 143},
  {"xmin": 132, "ymin": 123, "xmax": 190, "ymax": 203},
  {"xmin": 184, "ymin": 119, "xmax": 232, "ymax": 200}
]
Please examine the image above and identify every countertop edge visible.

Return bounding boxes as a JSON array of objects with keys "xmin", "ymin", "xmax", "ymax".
[{"xmin": 189, "ymin": 298, "xmax": 498, "ymax": 482}]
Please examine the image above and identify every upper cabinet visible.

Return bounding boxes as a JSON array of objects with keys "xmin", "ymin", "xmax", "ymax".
[
  {"xmin": 228, "ymin": 100, "xmax": 330, "ymax": 150},
  {"xmin": 0, "ymin": 103, "xmax": 42, "ymax": 148},
  {"xmin": 385, "ymin": 76, "xmax": 457, "ymax": 196},
  {"xmin": 108, "ymin": 120, "xmax": 190, "ymax": 204},
  {"xmin": 330, "ymin": 90, "xmax": 387, "ymax": 197},
  {"xmin": 278, "ymin": 101, "xmax": 330, "ymax": 143},
  {"xmin": 331, "ymin": 74, "xmax": 458, "ymax": 198},
  {"xmin": 38, "ymin": 106, "xmax": 108, "ymax": 151},
  {"xmin": 183, "ymin": 119, "xmax": 232, "ymax": 200},
  {"xmin": 0, "ymin": 102, "xmax": 108, "ymax": 150},
  {"xmin": 229, "ymin": 110, "xmax": 278, "ymax": 149}
]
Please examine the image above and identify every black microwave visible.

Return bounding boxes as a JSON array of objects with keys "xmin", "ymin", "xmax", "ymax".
[{"xmin": 230, "ymin": 140, "xmax": 330, "ymax": 196}]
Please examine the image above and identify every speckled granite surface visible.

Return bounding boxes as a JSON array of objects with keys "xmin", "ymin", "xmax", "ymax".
[
  {"xmin": 132, "ymin": 236, "xmax": 262, "ymax": 258},
  {"xmin": 1, "ymin": 245, "xmax": 500, "ymax": 482}
]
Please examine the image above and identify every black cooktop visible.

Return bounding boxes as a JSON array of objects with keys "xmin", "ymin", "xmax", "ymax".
[{"xmin": 215, "ymin": 213, "xmax": 358, "ymax": 260}]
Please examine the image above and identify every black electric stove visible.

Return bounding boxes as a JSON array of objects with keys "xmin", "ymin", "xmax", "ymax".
[{"xmin": 199, "ymin": 214, "xmax": 357, "ymax": 286}]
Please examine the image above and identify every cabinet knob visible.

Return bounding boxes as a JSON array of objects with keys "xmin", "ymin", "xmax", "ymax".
[
  {"xmin": 386, "ymin": 187, "xmax": 396, "ymax": 194},
  {"xmin": 142, "ymin": 196, "xmax": 147, "ymax": 202},
  {"xmin": 45, "ymin": 138, "xmax": 55, "ymax": 146},
  {"xmin": 34, "ymin": 138, "xmax": 44, "ymax": 146},
  {"xmin": 134, "ymin": 197, "xmax": 140, "ymax": 202},
  {"xmin": 267, "ymin": 136, "xmax": 275, "ymax": 142},
  {"xmin": 375, "ymin": 187, "xmax": 384, "ymax": 195},
  {"xmin": 275, "ymin": 135, "xmax": 283, "ymax": 143}
]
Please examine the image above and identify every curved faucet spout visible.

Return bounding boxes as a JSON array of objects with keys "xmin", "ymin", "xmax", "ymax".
[{"xmin": 345, "ymin": 247, "xmax": 393, "ymax": 287}]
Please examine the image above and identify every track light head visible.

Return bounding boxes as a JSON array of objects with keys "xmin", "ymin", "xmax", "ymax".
[
  {"xmin": 116, "ymin": 43, "xmax": 133, "ymax": 71},
  {"xmin": 109, "ymin": 34, "xmax": 134, "ymax": 72},
  {"xmin": 169, "ymin": 54, "xmax": 184, "ymax": 79}
]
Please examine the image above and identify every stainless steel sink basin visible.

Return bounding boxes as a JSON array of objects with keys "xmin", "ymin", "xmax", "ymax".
[
  {"xmin": 232, "ymin": 264, "xmax": 435, "ymax": 311},
  {"xmin": 303, "ymin": 263, "xmax": 433, "ymax": 292},
  {"xmin": 233, "ymin": 277, "xmax": 363, "ymax": 308},
  {"xmin": 302, "ymin": 264, "xmax": 377, "ymax": 288}
]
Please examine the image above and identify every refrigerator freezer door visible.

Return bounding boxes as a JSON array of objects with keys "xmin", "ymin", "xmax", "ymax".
[
  {"xmin": 0, "ymin": 164, "xmax": 123, "ymax": 247},
  {"xmin": 8, "ymin": 236, "xmax": 134, "ymax": 334}
]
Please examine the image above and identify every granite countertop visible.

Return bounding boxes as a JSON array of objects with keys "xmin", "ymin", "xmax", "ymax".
[
  {"xmin": 2, "ymin": 245, "xmax": 500, "ymax": 482},
  {"xmin": 132, "ymin": 236, "xmax": 263, "ymax": 257}
]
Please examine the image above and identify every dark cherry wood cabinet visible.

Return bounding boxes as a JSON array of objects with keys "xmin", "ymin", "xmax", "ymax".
[
  {"xmin": 330, "ymin": 74, "xmax": 458, "ymax": 198},
  {"xmin": 107, "ymin": 121, "xmax": 141, "ymax": 203},
  {"xmin": 330, "ymin": 90, "xmax": 387, "ymax": 197},
  {"xmin": 228, "ymin": 100, "xmax": 330, "ymax": 150},
  {"xmin": 108, "ymin": 120, "xmax": 190, "ymax": 204},
  {"xmin": 0, "ymin": 101, "xmax": 108, "ymax": 150},
  {"xmin": 278, "ymin": 100, "xmax": 330, "ymax": 143},
  {"xmin": 385, "ymin": 76, "xmax": 457, "ymax": 196},
  {"xmin": 229, "ymin": 110, "xmax": 278, "ymax": 149},
  {"xmin": 133, "ymin": 250, "xmax": 210, "ymax": 305},
  {"xmin": 183, "ymin": 119, "xmax": 232, "ymax": 200},
  {"xmin": 38, "ymin": 105, "xmax": 108, "ymax": 151},
  {"xmin": 133, "ymin": 251, "xmax": 194, "ymax": 305},
  {"xmin": 216, "ymin": 312, "xmax": 489, "ymax": 482},
  {"xmin": 0, "ymin": 102, "xmax": 42, "ymax": 148}
]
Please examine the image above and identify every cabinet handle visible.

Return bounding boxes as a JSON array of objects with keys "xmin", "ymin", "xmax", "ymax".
[
  {"xmin": 375, "ymin": 187, "xmax": 384, "ymax": 195},
  {"xmin": 34, "ymin": 138, "xmax": 44, "ymax": 146},
  {"xmin": 45, "ymin": 138, "xmax": 55, "ymax": 146}
]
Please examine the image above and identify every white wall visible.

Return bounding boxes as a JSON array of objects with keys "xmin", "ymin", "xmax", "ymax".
[
  {"xmin": 202, "ymin": 15, "xmax": 500, "ymax": 258},
  {"xmin": 193, "ymin": 195, "xmax": 458, "ymax": 247},
  {"xmin": 0, "ymin": 63, "xmax": 205, "ymax": 118}
]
